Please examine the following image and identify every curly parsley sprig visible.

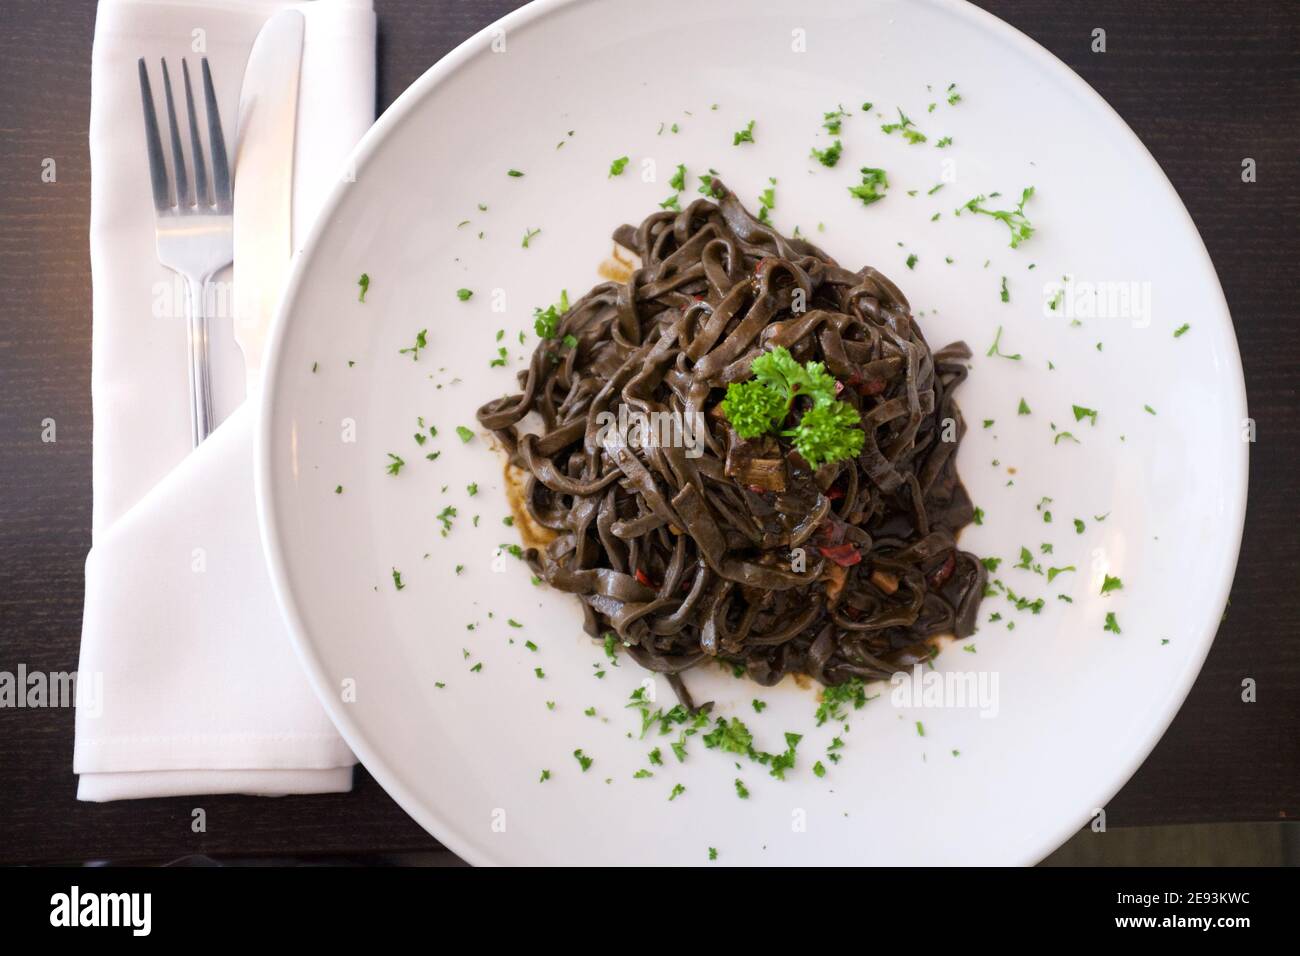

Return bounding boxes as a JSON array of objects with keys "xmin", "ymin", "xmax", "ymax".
[{"xmin": 720, "ymin": 347, "xmax": 864, "ymax": 469}]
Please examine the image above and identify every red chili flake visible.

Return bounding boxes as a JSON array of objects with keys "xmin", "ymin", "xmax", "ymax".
[
  {"xmin": 816, "ymin": 542, "xmax": 862, "ymax": 567},
  {"xmin": 927, "ymin": 553, "xmax": 956, "ymax": 589},
  {"xmin": 635, "ymin": 568, "xmax": 655, "ymax": 588},
  {"xmin": 856, "ymin": 378, "xmax": 887, "ymax": 396}
]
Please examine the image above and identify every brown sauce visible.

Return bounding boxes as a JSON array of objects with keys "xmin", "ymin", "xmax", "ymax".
[
  {"xmin": 503, "ymin": 460, "xmax": 558, "ymax": 551},
  {"xmin": 597, "ymin": 244, "xmax": 637, "ymax": 283}
]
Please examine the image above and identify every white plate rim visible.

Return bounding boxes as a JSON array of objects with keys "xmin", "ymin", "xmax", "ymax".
[{"xmin": 255, "ymin": 0, "xmax": 1249, "ymax": 866}]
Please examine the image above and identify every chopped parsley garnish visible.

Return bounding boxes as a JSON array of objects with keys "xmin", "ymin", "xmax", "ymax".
[
  {"xmin": 906, "ymin": 253, "xmax": 918, "ymax": 270},
  {"xmin": 815, "ymin": 678, "xmax": 870, "ymax": 726},
  {"xmin": 385, "ymin": 453, "xmax": 405, "ymax": 476},
  {"xmin": 573, "ymin": 749, "xmax": 593, "ymax": 771},
  {"xmin": 532, "ymin": 290, "xmax": 570, "ymax": 339},
  {"xmin": 1100, "ymin": 574, "xmax": 1123, "ymax": 595},
  {"xmin": 768, "ymin": 733, "xmax": 802, "ymax": 780},
  {"xmin": 1173, "ymin": 323, "xmax": 1190, "ymax": 337},
  {"xmin": 608, "ymin": 155, "xmax": 629, "ymax": 177},
  {"xmin": 506, "ymin": 169, "xmax": 524, "ymax": 177},
  {"xmin": 1046, "ymin": 565, "xmax": 1075, "ymax": 584},
  {"xmin": 669, "ymin": 163, "xmax": 687, "ymax": 190},
  {"xmin": 813, "ymin": 760, "xmax": 827, "ymax": 778},
  {"xmin": 398, "ymin": 328, "xmax": 428, "ymax": 360},
  {"xmin": 1000, "ymin": 276, "xmax": 1010, "ymax": 302},
  {"xmin": 986, "ymin": 325, "xmax": 1021, "ymax": 360},
  {"xmin": 456, "ymin": 288, "xmax": 473, "ymax": 301},
  {"xmin": 357, "ymin": 273, "xmax": 370, "ymax": 302},
  {"xmin": 668, "ymin": 783, "xmax": 685, "ymax": 801},
  {"xmin": 1074, "ymin": 518, "xmax": 1086, "ymax": 534},
  {"xmin": 956, "ymin": 187, "xmax": 1036, "ymax": 248},
  {"xmin": 935, "ymin": 136, "xmax": 952, "ymax": 148},
  {"xmin": 436, "ymin": 505, "xmax": 457, "ymax": 535},
  {"xmin": 810, "ymin": 139, "xmax": 843, "ymax": 167},
  {"xmin": 455, "ymin": 425, "xmax": 474, "ymax": 443},
  {"xmin": 1017, "ymin": 398, "xmax": 1032, "ymax": 415},
  {"xmin": 701, "ymin": 717, "xmax": 752, "ymax": 755},
  {"xmin": 881, "ymin": 107, "xmax": 926, "ymax": 144},
  {"xmin": 659, "ymin": 193, "xmax": 681, "ymax": 212},
  {"xmin": 1103, "ymin": 612, "xmax": 1121, "ymax": 634},
  {"xmin": 391, "ymin": 568, "xmax": 404, "ymax": 591},
  {"xmin": 823, "ymin": 106, "xmax": 848, "ymax": 134},
  {"xmin": 1072, "ymin": 405, "xmax": 1098, "ymax": 426},
  {"xmin": 539, "ymin": 769, "xmax": 550, "ymax": 782},
  {"xmin": 732, "ymin": 120, "xmax": 755, "ymax": 145},
  {"xmin": 734, "ymin": 778, "xmax": 750, "ymax": 799},
  {"xmin": 946, "ymin": 82, "xmax": 962, "ymax": 106},
  {"xmin": 521, "ymin": 227, "xmax": 541, "ymax": 248},
  {"xmin": 757, "ymin": 180, "xmax": 776, "ymax": 223},
  {"xmin": 849, "ymin": 166, "xmax": 889, "ymax": 206}
]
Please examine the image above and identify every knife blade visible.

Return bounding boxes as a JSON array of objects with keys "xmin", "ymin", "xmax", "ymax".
[{"xmin": 233, "ymin": 9, "xmax": 305, "ymax": 396}]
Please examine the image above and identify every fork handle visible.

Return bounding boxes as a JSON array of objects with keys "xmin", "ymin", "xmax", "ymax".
[{"xmin": 185, "ymin": 276, "xmax": 215, "ymax": 446}]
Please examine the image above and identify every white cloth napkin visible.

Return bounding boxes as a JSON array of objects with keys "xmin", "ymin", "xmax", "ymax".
[{"xmin": 75, "ymin": 0, "xmax": 376, "ymax": 800}]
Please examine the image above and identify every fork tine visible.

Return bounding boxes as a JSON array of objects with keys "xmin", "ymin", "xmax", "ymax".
[
  {"xmin": 200, "ymin": 59, "xmax": 232, "ymax": 209},
  {"xmin": 159, "ymin": 59, "xmax": 190, "ymax": 208},
  {"xmin": 137, "ymin": 59, "xmax": 171, "ymax": 211},
  {"xmin": 181, "ymin": 60, "xmax": 209, "ymax": 208}
]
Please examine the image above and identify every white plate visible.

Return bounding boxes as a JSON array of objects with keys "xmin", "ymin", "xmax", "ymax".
[{"xmin": 256, "ymin": 0, "xmax": 1247, "ymax": 865}]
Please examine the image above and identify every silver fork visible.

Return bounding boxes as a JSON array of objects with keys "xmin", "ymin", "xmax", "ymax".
[{"xmin": 137, "ymin": 57, "xmax": 233, "ymax": 447}]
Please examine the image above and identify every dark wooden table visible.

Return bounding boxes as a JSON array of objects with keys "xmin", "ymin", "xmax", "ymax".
[{"xmin": 0, "ymin": 0, "xmax": 1296, "ymax": 865}]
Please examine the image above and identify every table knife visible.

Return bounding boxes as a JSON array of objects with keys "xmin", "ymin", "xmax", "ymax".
[{"xmin": 232, "ymin": 9, "xmax": 305, "ymax": 396}]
